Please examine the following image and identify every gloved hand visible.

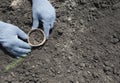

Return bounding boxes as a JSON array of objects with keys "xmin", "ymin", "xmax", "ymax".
[
  {"xmin": 32, "ymin": 0, "xmax": 56, "ymax": 39},
  {"xmin": 0, "ymin": 21, "xmax": 31, "ymax": 57}
]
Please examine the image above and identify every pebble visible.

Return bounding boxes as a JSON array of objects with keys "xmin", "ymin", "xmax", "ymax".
[{"xmin": 80, "ymin": 0, "xmax": 87, "ymax": 4}]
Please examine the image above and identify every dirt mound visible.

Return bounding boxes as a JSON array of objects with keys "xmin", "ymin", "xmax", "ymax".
[{"xmin": 0, "ymin": 0, "xmax": 120, "ymax": 83}]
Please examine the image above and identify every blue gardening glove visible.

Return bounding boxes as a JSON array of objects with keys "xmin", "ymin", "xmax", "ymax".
[
  {"xmin": 0, "ymin": 21, "xmax": 31, "ymax": 57},
  {"xmin": 32, "ymin": 0, "xmax": 56, "ymax": 39}
]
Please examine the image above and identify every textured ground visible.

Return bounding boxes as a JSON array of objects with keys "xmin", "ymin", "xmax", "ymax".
[{"xmin": 0, "ymin": 0, "xmax": 120, "ymax": 83}]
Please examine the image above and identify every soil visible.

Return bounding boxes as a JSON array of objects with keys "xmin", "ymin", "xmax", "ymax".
[
  {"xmin": 28, "ymin": 29, "xmax": 44, "ymax": 46},
  {"xmin": 0, "ymin": 0, "xmax": 120, "ymax": 83}
]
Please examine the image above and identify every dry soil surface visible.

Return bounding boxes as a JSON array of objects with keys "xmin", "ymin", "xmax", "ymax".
[{"xmin": 0, "ymin": 0, "xmax": 120, "ymax": 83}]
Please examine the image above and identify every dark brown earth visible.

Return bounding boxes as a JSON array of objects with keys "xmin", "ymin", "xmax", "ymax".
[
  {"xmin": 0, "ymin": 0, "xmax": 120, "ymax": 83},
  {"xmin": 28, "ymin": 29, "xmax": 44, "ymax": 46}
]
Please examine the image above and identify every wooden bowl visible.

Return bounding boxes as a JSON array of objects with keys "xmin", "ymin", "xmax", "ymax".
[{"xmin": 27, "ymin": 29, "xmax": 46, "ymax": 47}]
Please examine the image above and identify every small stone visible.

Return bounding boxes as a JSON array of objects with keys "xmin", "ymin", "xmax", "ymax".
[
  {"xmin": 110, "ymin": 38, "xmax": 119, "ymax": 44},
  {"xmin": 67, "ymin": 70, "xmax": 71, "ymax": 73},
  {"xmin": 80, "ymin": 0, "xmax": 87, "ymax": 4},
  {"xmin": 68, "ymin": 17, "xmax": 72, "ymax": 21},
  {"xmin": 32, "ymin": 65, "xmax": 35, "ymax": 68}
]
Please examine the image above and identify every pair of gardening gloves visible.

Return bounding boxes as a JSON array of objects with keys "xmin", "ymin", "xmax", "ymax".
[{"xmin": 0, "ymin": 0, "xmax": 56, "ymax": 57}]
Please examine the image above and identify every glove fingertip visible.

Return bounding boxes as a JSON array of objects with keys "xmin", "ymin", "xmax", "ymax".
[
  {"xmin": 21, "ymin": 54, "xmax": 28, "ymax": 57},
  {"xmin": 32, "ymin": 27, "xmax": 38, "ymax": 30},
  {"xmin": 21, "ymin": 34, "xmax": 28, "ymax": 40},
  {"xmin": 32, "ymin": 19, "xmax": 39, "ymax": 29},
  {"xmin": 17, "ymin": 28, "xmax": 28, "ymax": 40}
]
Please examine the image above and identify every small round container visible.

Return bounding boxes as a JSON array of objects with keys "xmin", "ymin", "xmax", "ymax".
[{"xmin": 27, "ymin": 29, "xmax": 46, "ymax": 47}]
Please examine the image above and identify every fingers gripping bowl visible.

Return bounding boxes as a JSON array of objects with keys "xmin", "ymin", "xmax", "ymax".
[
  {"xmin": 27, "ymin": 29, "xmax": 46, "ymax": 47},
  {"xmin": 4, "ymin": 29, "xmax": 46, "ymax": 71}
]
